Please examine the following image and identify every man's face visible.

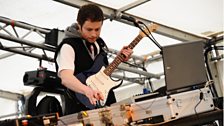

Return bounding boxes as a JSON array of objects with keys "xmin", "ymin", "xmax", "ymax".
[{"xmin": 79, "ymin": 20, "xmax": 103, "ymax": 43}]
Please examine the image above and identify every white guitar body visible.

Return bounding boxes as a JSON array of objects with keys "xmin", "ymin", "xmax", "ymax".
[{"xmin": 86, "ymin": 66, "xmax": 122, "ymax": 106}]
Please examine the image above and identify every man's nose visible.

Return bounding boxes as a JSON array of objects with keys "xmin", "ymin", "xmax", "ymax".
[{"xmin": 91, "ymin": 31, "xmax": 98, "ymax": 37}]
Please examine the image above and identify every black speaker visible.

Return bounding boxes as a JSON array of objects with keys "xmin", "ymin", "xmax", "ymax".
[{"xmin": 23, "ymin": 69, "xmax": 63, "ymax": 89}]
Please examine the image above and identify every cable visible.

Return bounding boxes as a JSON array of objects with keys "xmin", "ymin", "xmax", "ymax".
[
  {"xmin": 133, "ymin": 97, "xmax": 158, "ymax": 115},
  {"xmin": 122, "ymin": 60, "xmax": 147, "ymax": 71},
  {"xmin": 194, "ymin": 91, "xmax": 204, "ymax": 125},
  {"xmin": 204, "ymin": 80, "xmax": 214, "ymax": 88},
  {"xmin": 204, "ymin": 43, "xmax": 223, "ymax": 98},
  {"xmin": 136, "ymin": 22, "xmax": 162, "ymax": 50},
  {"xmin": 140, "ymin": 22, "xmax": 158, "ymax": 44}
]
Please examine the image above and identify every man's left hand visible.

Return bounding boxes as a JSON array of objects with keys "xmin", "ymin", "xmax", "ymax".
[{"xmin": 120, "ymin": 46, "xmax": 133, "ymax": 62}]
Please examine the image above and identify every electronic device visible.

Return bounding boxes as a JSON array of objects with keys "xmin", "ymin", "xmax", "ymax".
[
  {"xmin": 170, "ymin": 87, "xmax": 215, "ymax": 119},
  {"xmin": 162, "ymin": 41, "xmax": 208, "ymax": 94},
  {"xmin": 23, "ymin": 69, "xmax": 63, "ymax": 89},
  {"xmin": 57, "ymin": 88, "xmax": 214, "ymax": 125},
  {"xmin": 111, "ymin": 92, "xmax": 160, "ymax": 106},
  {"xmin": 130, "ymin": 87, "xmax": 214, "ymax": 123},
  {"xmin": 0, "ymin": 113, "xmax": 58, "ymax": 126},
  {"xmin": 58, "ymin": 104, "xmax": 132, "ymax": 126}
]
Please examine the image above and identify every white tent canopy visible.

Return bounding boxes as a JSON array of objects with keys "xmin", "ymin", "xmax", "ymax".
[{"xmin": 0, "ymin": 0, "xmax": 223, "ymax": 119}]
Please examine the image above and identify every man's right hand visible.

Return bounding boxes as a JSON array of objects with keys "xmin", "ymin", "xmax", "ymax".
[{"xmin": 84, "ymin": 86, "xmax": 104, "ymax": 105}]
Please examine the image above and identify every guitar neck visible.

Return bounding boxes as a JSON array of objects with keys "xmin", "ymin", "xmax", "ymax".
[{"xmin": 104, "ymin": 34, "xmax": 143, "ymax": 76}]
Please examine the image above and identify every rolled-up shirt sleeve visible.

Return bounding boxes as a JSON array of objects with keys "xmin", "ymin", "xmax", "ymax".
[{"xmin": 56, "ymin": 44, "xmax": 75, "ymax": 77}]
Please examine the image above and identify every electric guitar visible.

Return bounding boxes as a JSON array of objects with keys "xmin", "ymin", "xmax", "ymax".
[{"xmin": 75, "ymin": 23, "xmax": 158, "ymax": 109}]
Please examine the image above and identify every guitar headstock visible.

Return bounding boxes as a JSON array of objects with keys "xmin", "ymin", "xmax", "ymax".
[{"xmin": 139, "ymin": 23, "xmax": 158, "ymax": 37}]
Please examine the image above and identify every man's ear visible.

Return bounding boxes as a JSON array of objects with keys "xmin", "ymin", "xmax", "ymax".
[{"xmin": 77, "ymin": 23, "xmax": 81, "ymax": 31}]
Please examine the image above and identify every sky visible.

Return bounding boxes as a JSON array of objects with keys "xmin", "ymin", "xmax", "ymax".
[{"xmin": 0, "ymin": 0, "xmax": 223, "ymax": 117}]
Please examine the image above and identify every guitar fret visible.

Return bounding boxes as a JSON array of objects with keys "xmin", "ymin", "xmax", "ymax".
[
  {"xmin": 103, "ymin": 24, "xmax": 156, "ymax": 76},
  {"xmin": 104, "ymin": 56, "xmax": 122, "ymax": 76},
  {"xmin": 104, "ymin": 35, "xmax": 143, "ymax": 76},
  {"xmin": 130, "ymin": 35, "xmax": 143, "ymax": 49},
  {"xmin": 117, "ymin": 55, "xmax": 124, "ymax": 61}
]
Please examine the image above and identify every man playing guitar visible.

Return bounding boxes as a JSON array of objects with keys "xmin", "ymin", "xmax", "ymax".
[{"xmin": 54, "ymin": 3, "xmax": 133, "ymax": 115}]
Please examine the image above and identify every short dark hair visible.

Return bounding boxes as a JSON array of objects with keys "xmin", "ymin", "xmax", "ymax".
[{"xmin": 77, "ymin": 4, "xmax": 104, "ymax": 27}]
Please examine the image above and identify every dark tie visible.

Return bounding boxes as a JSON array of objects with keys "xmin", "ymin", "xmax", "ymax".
[{"xmin": 85, "ymin": 41, "xmax": 97, "ymax": 58}]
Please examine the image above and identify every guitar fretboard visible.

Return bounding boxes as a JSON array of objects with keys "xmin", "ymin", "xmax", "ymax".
[{"xmin": 104, "ymin": 34, "xmax": 143, "ymax": 76}]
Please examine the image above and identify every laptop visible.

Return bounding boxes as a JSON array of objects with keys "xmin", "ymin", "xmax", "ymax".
[{"xmin": 162, "ymin": 41, "xmax": 208, "ymax": 94}]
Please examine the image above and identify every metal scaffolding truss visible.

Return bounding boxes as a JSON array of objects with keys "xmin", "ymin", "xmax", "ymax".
[
  {"xmin": 0, "ymin": 16, "xmax": 162, "ymax": 86},
  {"xmin": 0, "ymin": 17, "xmax": 55, "ymax": 62}
]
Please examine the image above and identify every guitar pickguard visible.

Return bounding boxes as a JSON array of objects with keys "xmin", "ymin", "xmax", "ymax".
[{"xmin": 74, "ymin": 52, "xmax": 122, "ymax": 109}]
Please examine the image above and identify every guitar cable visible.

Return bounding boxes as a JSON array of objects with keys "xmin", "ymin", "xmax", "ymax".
[{"xmin": 137, "ymin": 21, "xmax": 162, "ymax": 50}]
